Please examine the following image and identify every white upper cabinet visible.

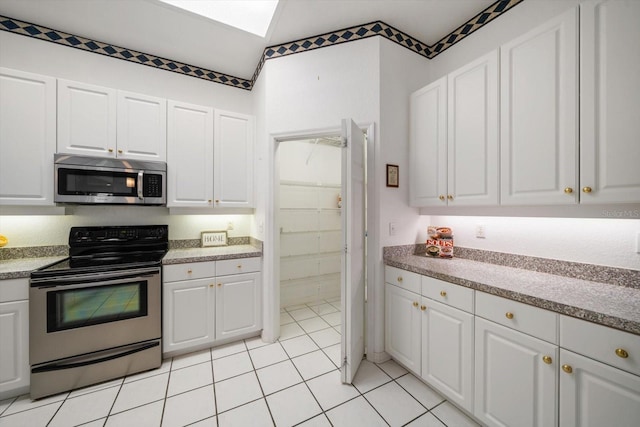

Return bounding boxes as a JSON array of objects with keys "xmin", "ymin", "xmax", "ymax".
[
  {"xmin": 214, "ymin": 110, "xmax": 255, "ymax": 208},
  {"xmin": 410, "ymin": 76, "xmax": 447, "ymax": 207},
  {"xmin": 447, "ymin": 49, "xmax": 499, "ymax": 206},
  {"xmin": 500, "ymin": 7, "xmax": 578, "ymax": 205},
  {"xmin": 167, "ymin": 100, "xmax": 214, "ymax": 208},
  {"xmin": 58, "ymin": 80, "xmax": 167, "ymax": 160},
  {"xmin": 57, "ymin": 79, "xmax": 117, "ymax": 157},
  {"xmin": 580, "ymin": 0, "xmax": 640, "ymax": 204},
  {"xmin": 0, "ymin": 68, "xmax": 56, "ymax": 206},
  {"xmin": 116, "ymin": 90, "xmax": 167, "ymax": 161}
]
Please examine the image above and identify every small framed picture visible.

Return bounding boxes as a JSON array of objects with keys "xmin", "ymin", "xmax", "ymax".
[
  {"xmin": 386, "ymin": 164, "xmax": 399, "ymax": 187},
  {"xmin": 201, "ymin": 230, "xmax": 228, "ymax": 247}
]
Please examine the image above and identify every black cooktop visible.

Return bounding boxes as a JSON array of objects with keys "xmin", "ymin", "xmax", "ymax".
[{"xmin": 31, "ymin": 225, "xmax": 168, "ymax": 279}]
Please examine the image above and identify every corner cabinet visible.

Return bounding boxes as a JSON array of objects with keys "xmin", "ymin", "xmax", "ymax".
[
  {"xmin": 162, "ymin": 257, "xmax": 262, "ymax": 357},
  {"xmin": 166, "ymin": 100, "xmax": 214, "ymax": 208},
  {"xmin": 0, "ymin": 278, "xmax": 30, "ymax": 399},
  {"xmin": 214, "ymin": 110, "xmax": 255, "ymax": 208},
  {"xmin": 500, "ymin": 7, "xmax": 578, "ymax": 205},
  {"xmin": 410, "ymin": 49, "xmax": 498, "ymax": 207},
  {"xmin": 0, "ymin": 68, "xmax": 56, "ymax": 206},
  {"xmin": 579, "ymin": 0, "xmax": 640, "ymax": 203}
]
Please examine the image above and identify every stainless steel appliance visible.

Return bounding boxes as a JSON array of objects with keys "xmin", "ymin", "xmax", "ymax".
[
  {"xmin": 54, "ymin": 154, "xmax": 166, "ymax": 205},
  {"xmin": 29, "ymin": 225, "xmax": 168, "ymax": 399}
]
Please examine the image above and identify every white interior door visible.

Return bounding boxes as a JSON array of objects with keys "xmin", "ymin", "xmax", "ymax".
[{"xmin": 341, "ymin": 118, "xmax": 366, "ymax": 383}]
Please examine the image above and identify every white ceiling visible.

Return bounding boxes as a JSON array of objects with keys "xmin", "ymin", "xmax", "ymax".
[{"xmin": 0, "ymin": 0, "xmax": 495, "ymax": 79}]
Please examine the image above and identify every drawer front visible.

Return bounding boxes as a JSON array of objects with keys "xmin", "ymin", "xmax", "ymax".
[
  {"xmin": 385, "ymin": 266, "xmax": 420, "ymax": 294},
  {"xmin": 475, "ymin": 292, "xmax": 558, "ymax": 344},
  {"xmin": 0, "ymin": 278, "xmax": 29, "ymax": 302},
  {"xmin": 421, "ymin": 276, "xmax": 474, "ymax": 313},
  {"xmin": 163, "ymin": 261, "xmax": 216, "ymax": 282},
  {"xmin": 560, "ymin": 315, "xmax": 640, "ymax": 376},
  {"xmin": 216, "ymin": 257, "xmax": 261, "ymax": 276}
]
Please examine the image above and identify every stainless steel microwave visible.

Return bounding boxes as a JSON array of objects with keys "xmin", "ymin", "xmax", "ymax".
[{"xmin": 54, "ymin": 154, "xmax": 166, "ymax": 205}]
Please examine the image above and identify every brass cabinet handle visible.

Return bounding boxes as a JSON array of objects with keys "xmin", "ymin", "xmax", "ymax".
[
  {"xmin": 397, "ymin": 276, "xmax": 403, "ymax": 282},
  {"xmin": 217, "ymin": 283, "xmax": 222, "ymax": 287},
  {"xmin": 439, "ymin": 195, "xmax": 445, "ymax": 201},
  {"xmin": 582, "ymin": 186, "xmax": 592, "ymax": 193},
  {"xmin": 237, "ymin": 265, "xmax": 242, "ymax": 269},
  {"xmin": 209, "ymin": 284, "xmax": 214, "ymax": 288},
  {"xmin": 108, "ymin": 148, "xmax": 114, "ymax": 153},
  {"xmin": 413, "ymin": 301, "xmax": 419, "ymax": 308},
  {"xmin": 440, "ymin": 290, "xmax": 447, "ymax": 297},
  {"xmin": 187, "ymin": 269, "xmax": 193, "ymax": 274},
  {"xmin": 215, "ymin": 199, "xmax": 220, "ymax": 203},
  {"xmin": 564, "ymin": 187, "xmax": 573, "ymax": 194},
  {"xmin": 562, "ymin": 364, "xmax": 573, "ymax": 374},
  {"xmin": 505, "ymin": 312, "xmax": 514, "ymax": 320},
  {"xmin": 420, "ymin": 305, "xmax": 426, "ymax": 311},
  {"xmin": 208, "ymin": 199, "xmax": 212, "ymax": 203},
  {"xmin": 542, "ymin": 355, "xmax": 553, "ymax": 364},
  {"xmin": 118, "ymin": 149, "xmax": 123, "ymax": 154},
  {"xmin": 615, "ymin": 348, "xmax": 629, "ymax": 359},
  {"xmin": 447, "ymin": 194, "xmax": 454, "ymax": 200}
]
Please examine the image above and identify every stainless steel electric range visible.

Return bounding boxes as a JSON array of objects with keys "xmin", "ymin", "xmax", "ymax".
[{"xmin": 29, "ymin": 225, "xmax": 168, "ymax": 399}]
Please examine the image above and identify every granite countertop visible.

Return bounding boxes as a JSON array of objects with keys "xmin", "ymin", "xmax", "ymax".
[
  {"xmin": 163, "ymin": 245, "xmax": 262, "ymax": 264},
  {"xmin": 0, "ymin": 257, "xmax": 66, "ymax": 280},
  {"xmin": 384, "ymin": 253, "xmax": 640, "ymax": 336}
]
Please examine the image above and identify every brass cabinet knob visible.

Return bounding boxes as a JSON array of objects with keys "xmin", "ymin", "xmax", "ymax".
[
  {"xmin": 237, "ymin": 265, "xmax": 242, "ymax": 269},
  {"xmin": 439, "ymin": 195, "xmax": 445, "ymax": 201},
  {"xmin": 562, "ymin": 364, "xmax": 573, "ymax": 374},
  {"xmin": 108, "ymin": 148, "xmax": 114, "ymax": 153},
  {"xmin": 582, "ymin": 186, "xmax": 592, "ymax": 193},
  {"xmin": 217, "ymin": 283, "xmax": 222, "ymax": 287},
  {"xmin": 413, "ymin": 301, "xmax": 419, "ymax": 308},
  {"xmin": 397, "ymin": 276, "xmax": 403, "ymax": 282},
  {"xmin": 440, "ymin": 291, "xmax": 447, "ymax": 297},
  {"xmin": 420, "ymin": 305, "xmax": 426, "ymax": 311},
  {"xmin": 209, "ymin": 284, "xmax": 214, "ymax": 288},
  {"xmin": 564, "ymin": 187, "xmax": 573, "ymax": 194},
  {"xmin": 187, "ymin": 269, "xmax": 193, "ymax": 274},
  {"xmin": 215, "ymin": 199, "xmax": 220, "ymax": 203},
  {"xmin": 208, "ymin": 199, "xmax": 212, "ymax": 203},
  {"xmin": 615, "ymin": 348, "xmax": 629, "ymax": 359},
  {"xmin": 505, "ymin": 312, "xmax": 514, "ymax": 320},
  {"xmin": 447, "ymin": 194, "xmax": 454, "ymax": 200},
  {"xmin": 118, "ymin": 149, "xmax": 123, "ymax": 154},
  {"xmin": 542, "ymin": 355, "xmax": 553, "ymax": 364}
]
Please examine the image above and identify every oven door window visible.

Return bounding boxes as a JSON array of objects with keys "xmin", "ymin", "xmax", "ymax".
[
  {"xmin": 47, "ymin": 281, "xmax": 148, "ymax": 332},
  {"xmin": 58, "ymin": 168, "xmax": 139, "ymax": 197}
]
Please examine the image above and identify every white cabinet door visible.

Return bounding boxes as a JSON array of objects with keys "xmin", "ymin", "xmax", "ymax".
[
  {"xmin": 0, "ymin": 300, "xmax": 29, "ymax": 399},
  {"xmin": 421, "ymin": 298, "xmax": 474, "ymax": 413},
  {"xmin": 500, "ymin": 7, "xmax": 578, "ymax": 205},
  {"xmin": 58, "ymin": 79, "xmax": 117, "ymax": 157},
  {"xmin": 117, "ymin": 91, "xmax": 167, "ymax": 161},
  {"xmin": 167, "ymin": 100, "xmax": 214, "ymax": 207},
  {"xmin": 214, "ymin": 110, "xmax": 254, "ymax": 208},
  {"xmin": 385, "ymin": 284, "xmax": 421, "ymax": 374},
  {"xmin": 410, "ymin": 76, "xmax": 447, "ymax": 207},
  {"xmin": 559, "ymin": 349, "xmax": 640, "ymax": 427},
  {"xmin": 447, "ymin": 49, "xmax": 499, "ymax": 206},
  {"xmin": 163, "ymin": 278, "xmax": 215, "ymax": 354},
  {"xmin": 475, "ymin": 317, "xmax": 558, "ymax": 427},
  {"xmin": 0, "ymin": 68, "xmax": 56, "ymax": 206},
  {"xmin": 580, "ymin": 0, "xmax": 640, "ymax": 203},
  {"xmin": 215, "ymin": 272, "xmax": 261, "ymax": 340}
]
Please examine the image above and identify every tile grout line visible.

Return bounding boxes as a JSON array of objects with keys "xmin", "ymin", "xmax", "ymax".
[{"xmin": 244, "ymin": 336, "xmax": 278, "ymax": 427}]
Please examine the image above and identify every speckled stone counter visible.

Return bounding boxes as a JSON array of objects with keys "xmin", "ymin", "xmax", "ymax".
[
  {"xmin": 163, "ymin": 245, "xmax": 262, "ymax": 264},
  {"xmin": 0, "ymin": 257, "xmax": 66, "ymax": 280},
  {"xmin": 384, "ymin": 252, "xmax": 640, "ymax": 336}
]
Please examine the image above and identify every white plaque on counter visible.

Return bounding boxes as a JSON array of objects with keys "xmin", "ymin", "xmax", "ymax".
[{"xmin": 201, "ymin": 231, "xmax": 228, "ymax": 247}]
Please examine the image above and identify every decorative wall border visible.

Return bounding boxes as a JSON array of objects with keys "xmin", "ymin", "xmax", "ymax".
[{"xmin": 0, "ymin": 0, "xmax": 523, "ymax": 91}]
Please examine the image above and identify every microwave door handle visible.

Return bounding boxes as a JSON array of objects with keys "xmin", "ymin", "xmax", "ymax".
[{"xmin": 137, "ymin": 172, "xmax": 144, "ymax": 200}]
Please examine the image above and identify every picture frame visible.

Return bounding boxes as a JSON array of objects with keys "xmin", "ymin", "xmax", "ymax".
[
  {"xmin": 201, "ymin": 230, "xmax": 228, "ymax": 247},
  {"xmin": 386, "ymin": 164, "xmax": 399, "ymax": 187}
]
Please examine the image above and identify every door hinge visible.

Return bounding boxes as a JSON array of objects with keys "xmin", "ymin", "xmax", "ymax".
[
  {"xmin": 341, "ymin": 137, "xmax": 347, "ymax": 148},
  {"xmin": 344, "ymin": 244, "xmax": 348, "ymax": 253},
  {"xmin": 342, "ymin": 356, "xmax": 348, "ymax": 369}
]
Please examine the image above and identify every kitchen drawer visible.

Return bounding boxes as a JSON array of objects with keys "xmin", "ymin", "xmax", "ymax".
[
  {"xmin": 163, "ymin": 261, "xmax": 216, "ymax": 282},
  {"xmin": 421, "ymin": 276, "xmax": 474, "ymax": 313},
  {"xmin": 385, "ymin": 266, "xmax": 420, "ymax": 294},
  {"xmin": 475, "ymin": 292, "xmax": 558, "ymax": 344},
  {"xmin": 560, "ymin": 315, "xmax": 640, "ymax": 376},
  {"xmin": 216, "ymin": 257, "xmax": 261, "ymax": 276},
  {"xmin": 0, "ymin": 278, "xmax": 29, "ymax": 302}
]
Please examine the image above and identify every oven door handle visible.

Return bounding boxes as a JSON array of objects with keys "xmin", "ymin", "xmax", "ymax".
[
  {"xmin": 31, "ymin": 341, "xmax": 159, "ymax": 373},
  {"xmin": 31, "ymin": 268, "xmax": 160, "ymax": 287},
  {"xmin": 137, "ymin": 171, "xmax": 144, "ymax": 200}
]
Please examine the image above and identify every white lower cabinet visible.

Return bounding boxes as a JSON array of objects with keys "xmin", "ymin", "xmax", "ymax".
[
  {"xmin": 0, "ymin": 279, "xmax": 29, "ymax": 399},
  {"xmin": 163, "ymin": 258, "xmax": 262, "ymax": 356},
  {"xmin": 421, "ymin": 297, "xmax": 474, "ymax": 413},
  {"xmin": 474, "ymin": 317, "xmax": 558, "ymax": 427},
  {"xmin": 384, "ymin": 282, "xmax": 421, "ymax": 374}
]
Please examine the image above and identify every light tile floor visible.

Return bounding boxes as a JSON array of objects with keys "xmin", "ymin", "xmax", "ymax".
[{"xmin": 0, "ymin": 298, "xmax": 479, "ymax": 427}]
